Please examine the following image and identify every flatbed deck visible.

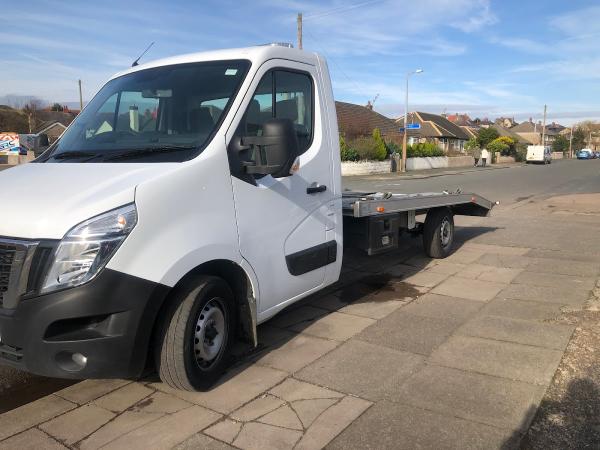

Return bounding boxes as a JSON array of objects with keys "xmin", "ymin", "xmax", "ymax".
[{"xmin": 342, "ymin": 191, "xmax": 495, "ymax": 218}]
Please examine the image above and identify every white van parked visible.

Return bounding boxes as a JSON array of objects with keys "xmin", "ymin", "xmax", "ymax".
[
  {"xmin": 526, "ymin": 145, "xmax": 552, "ymax": 164},
  {"xmin": 0, "ymin": 44, "xmax": 493, "ymax": 390}
]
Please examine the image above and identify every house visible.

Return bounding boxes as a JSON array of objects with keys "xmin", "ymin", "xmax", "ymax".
[
  {"xmin": 490, "ymin": 124, "xmax": 531, "ymax": 145},
  {"xmin": 335, "ymin": 101, "xmax": 401, "ymax": 143},
  {"xmin": 512, "ymin": 118, "xmax": 565, "ymax": 146},
  {"xmin": 494, "ymin": 117, "xmax": 517, "ymax": 128},
  {"xmin": 396, "ymin": 111, "xmax": 470, "ymax": 153}
]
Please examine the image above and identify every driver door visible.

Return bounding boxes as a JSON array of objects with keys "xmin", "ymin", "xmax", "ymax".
[{"xmin": 227, "ymin": 61, "xmax": 335, "ymax": 317}]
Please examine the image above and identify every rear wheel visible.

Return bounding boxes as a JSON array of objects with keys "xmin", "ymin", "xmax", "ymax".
[
  {"xmin": 423, "ymin": 208, "xmax": 454, "ymax": 258},
  {"xmin": 155, "ymin": 275, "xmax": 235, "ymax": 391}
]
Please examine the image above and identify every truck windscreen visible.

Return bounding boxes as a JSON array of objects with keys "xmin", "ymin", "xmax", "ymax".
[{"xmin": 42, "ymin": 60, "xmax": 250, "ymax": 163}]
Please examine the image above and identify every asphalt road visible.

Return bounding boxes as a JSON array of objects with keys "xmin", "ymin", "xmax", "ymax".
[
  {"xmin": 343, "ymin": 159, "xmax": 600, "ymax": 206},
  {"xmin": 1, "ymin": 158, "xmax": 599, "ymax": 411}
]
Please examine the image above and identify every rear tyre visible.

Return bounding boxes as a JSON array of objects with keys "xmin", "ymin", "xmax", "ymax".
[
  {"xmin": 155, "ymin": 275, "xmax": 235, "ymax": 391},
  {"xmin": 423, "ymin": 207, "xmax": 454, "ymax": 258}
]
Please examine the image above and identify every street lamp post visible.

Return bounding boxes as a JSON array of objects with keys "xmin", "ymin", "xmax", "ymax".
[{"xmin": 401, "ymin": 69, "xmax": 423, "ymax": 172}]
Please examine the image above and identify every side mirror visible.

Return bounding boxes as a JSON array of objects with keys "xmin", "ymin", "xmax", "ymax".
[{"xmin": 241, "ymin": 118, "xmax": 299, "ymax": 178}]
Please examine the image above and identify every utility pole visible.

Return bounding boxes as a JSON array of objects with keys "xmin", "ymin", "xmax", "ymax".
[
  {"xmin": 569, "ymin": 126, "xmax": 574, "ymax": 159},
  {"xmin": 78, "ymin": 79, "xmax": 83, "ymax": 111},
  {"xmin": 401, "ymin": 69, "xmax": 423, "ymax": 172},
  {"xmin": 297, "ymin": 13, "xmax": 303, "ymax": 50},
  {"xmin": 541, "ymin": 104, "xmax": 547, "ymax": 147}
]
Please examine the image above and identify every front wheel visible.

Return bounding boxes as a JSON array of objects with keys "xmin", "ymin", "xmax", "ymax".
[
  {"xmin": 155, "ymin": 275, "xmax": 236, "ymax": 391},
  {"xmin": 423, "ymin": 208, "xmax": 455, "ymax": 258}
]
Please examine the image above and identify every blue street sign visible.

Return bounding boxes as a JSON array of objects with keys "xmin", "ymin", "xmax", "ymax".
[{"xmin": 406, "ymin": 123, "xmax": 421, "ymax": 129}]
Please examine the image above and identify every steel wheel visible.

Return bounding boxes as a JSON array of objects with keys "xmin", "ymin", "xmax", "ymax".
[
  {"xmin": 440, "ymin": 217, "xmax": 452, "ymax": 248},
  {"xmin": 194, "ymin": 298, "xmax": 227, "ymax": 369}
]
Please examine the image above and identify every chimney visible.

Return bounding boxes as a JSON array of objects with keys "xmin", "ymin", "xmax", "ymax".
[
  {"xmin": 529, "ymin": 117, "xmax": 533, "ymax": 122},
  {"xmin": 366, "ymin": 101, "xmax": 373, "ymax": 110}
]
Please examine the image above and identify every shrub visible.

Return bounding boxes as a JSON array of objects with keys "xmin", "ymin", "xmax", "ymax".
[
  {"xmin": 385, "ymin": 141, "xmax": 401, "ymax": 156},
  {"xmin": 486, "ymin": 140, "xmax": 509, "ymax": 155},
  {"xmin": 371, "ymin": 128, "xmax": 388, "ymax": 161},
  {"xmin": 406, "ymin": 142, "xmax": 445, "ymax": 158},
  {"xmin": 464, "ymin": 138, "xmax": 480, "ymax": 154},
  {"xmin": 476, "ymin": 127, "xmax": 499, "ymax": 148},
  {"xmin": 339, "ymin": 134, "xmax": 359, "ymax": 161},
  {"xmin": 350, "ymin": 136, "xmax": 380, "ymax": 161}
]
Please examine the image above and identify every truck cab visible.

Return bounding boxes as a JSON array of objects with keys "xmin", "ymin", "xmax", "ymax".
[{"xmin": 0, "ymin": 44, "xmax": 343, "ymax": 390}]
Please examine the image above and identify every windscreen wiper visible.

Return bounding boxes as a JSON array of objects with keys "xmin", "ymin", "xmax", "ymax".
[
  {"xmin": 102, "ymin": 145, "xmax": 196, "ymax": 161},
  {"xmin": 50, "ymin": 151, "xmax": 102, "ymax": 162}
]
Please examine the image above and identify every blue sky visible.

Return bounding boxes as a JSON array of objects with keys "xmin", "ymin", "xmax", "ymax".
[{"xmin": 2, "ymin": 0, "xmax": 599, "ymax": 124}]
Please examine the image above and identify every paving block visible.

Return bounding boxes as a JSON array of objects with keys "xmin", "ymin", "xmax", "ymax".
[
  {"xmin": 459, "ymin": 264, "xmax": 523, "ymax": 283},
  {"xmin": 231, "ymin": 395, "xmax": 284, "ymax": 422},
  {"xmin": 0, "ymin": 394, "xmax": 76, "ymax": 441},
  {"xmin": 93, "ymin": 383, "xmax": 154, "ymax": 413},
  {"xmin": 457, "ymin": 314, "xmax": 574, "ymax": 350},
  {"xmin": 258, "ymin": 404, "xmax": 303, "ymax": 430},
  {"xmin": 152, "ymin": 365, "xmax": 287, "ymax": 414},
  {"xmin": 78, "ymin": 411, "xmax": 163, "ymax": 450},
  {"xmin": 296, "ymin": 339, "xmax": 423, "ymax": 401},
  {"xmin": 254, "ymin": 333, "xmax": 338, "ymax": 373},
  {"xmin": 269, "ymin": 305, "xmax": 328, "ymax": 329},
  {"xmin": 233, "ymin": 422, "xmax": 302, "ymax": 450},
  {"xmin": 40, "ymin": 404, "xmax": 115, "ymax": 446},
  {"xmin": 400, "ymin": 293, "xmax": 483, "ymax": 322},
  {"xmin": 476, "ymin": 253, "xmax": 533, "ymax": 269},
  {"xmin": 385, "ymin": 263, "xmax": 419, "ymax": 278},
  {"xmin": 394, "ymin": 365, "xmax": 546, "ymax": 431},
  {"xmin": 526, "ymin": 248, "xmax": 600, "ymax": 263},
  {"xmin": 463, "ymin": 243, "xmax": 530, "ymax": 256},
  {"xmin": 102, "ymin": 406, "xmax": 220, "ymax": 450},
  {"xmin": 481, "ymin": 297, "xmax": 563, "ymax": 321},
  {"xmin": 430, "ymin": 335, "xmax": 564, "ymax": 385},
  {"xmin": 499, "ymin": 283, "xmax": 590, "ymax": 306},
  {"xmin": 204, "ymin": 418, "xmax": 242, "ymax": 444},
  {"xmin": 321, "ymin": 294, "xmax": 407, "ymax": 320},
  {"xmin": 356, "ymin": 309, "xmax": 464, "ymax": 355},
  {"xmin": 0, "ymin": 428, "xmax": 67, "ymax": 450},
  {"xmin": 289, "ymin": 311, "xmax": 375, "ymax": 341},
  {"xmin": 513, "ymin": 271, "xmax": 597, "ymax": 290},
  {"xmin": 269, "ymin": 378, "xmax": 344, "ymax": 403},
  {"xmin": 55, "ymin": 379, "xmax": 130, "ymax": 405},
  {"xmin": 174, "ymin": 432, "xmax": 236, "ymax": 449},
  {"xmin": 445, "ymin": 249, "xmax": 486, "ymax": 264},
  {"xmin": 291, "ymin": 398, "xmax": 337, "ymax": 429},
  {"xmin": 328, "ymin": 401, "xmax": 520, "ymax": 450},
  {"xmin": 528, "ymin": 258, "xmax": 600, "ymax": 277},
  {"xmin": 401, "ymin": 270, "xmax": 450, "ymax": 288},
  {"xmin": 431, "ymin": 277, "xmax": 506, "ymax": 302},
  {"xmin": 127, "ymin": 391, "xmax": 192, "ymax": 414},
  {"xmin": 295, "ymin": 396, "xmax": 372, "ymax": 450},
  {"xmin": 424, "ymin": 261, "xmax": 467, "ymax": 275}
]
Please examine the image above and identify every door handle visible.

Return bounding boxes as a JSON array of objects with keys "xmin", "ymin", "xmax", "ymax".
[{"xmin": 307, "ymin": 183, "xmax": 327, "ymax": 194}]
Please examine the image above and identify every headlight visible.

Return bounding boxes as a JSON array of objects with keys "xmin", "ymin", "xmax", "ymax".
[{"xmin": 42, "ymin": 204, "xmax": 137, "ymax": 293}]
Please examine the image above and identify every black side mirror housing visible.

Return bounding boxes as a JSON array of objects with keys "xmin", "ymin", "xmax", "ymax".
[
  {"xmin": 241, "ymin": 118, "xmax": 299, "ymax": 178},
  {"xmin": 38, "ymin": 133, "xmax": 50, "ymax": 147}
]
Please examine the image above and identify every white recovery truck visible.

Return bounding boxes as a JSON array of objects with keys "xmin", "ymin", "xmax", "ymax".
[{"xmin": 0, "ymin": 44, "xmax": 493, "ymax": 390}]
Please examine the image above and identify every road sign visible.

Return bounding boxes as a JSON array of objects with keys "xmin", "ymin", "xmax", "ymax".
[{"xmin": 399, "ymin": 123, "xmax": 421, "ymax": 132}]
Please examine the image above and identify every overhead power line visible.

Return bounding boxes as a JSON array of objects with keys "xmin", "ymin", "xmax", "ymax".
[{"xmin": 303, "ymin": 0, "xmax": 386, "ymax": 20}]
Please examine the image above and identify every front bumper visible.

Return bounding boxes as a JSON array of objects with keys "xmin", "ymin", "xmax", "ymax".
[{"xmin": 0, "ymin": 269, "xmax": 169, "ymax": 379}]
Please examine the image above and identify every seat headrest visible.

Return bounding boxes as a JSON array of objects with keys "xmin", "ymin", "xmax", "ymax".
[
  {"xmin": 276, "ymin": 98, "xmax": 298, "ymax": 122},
  {"xmin": 190, "ymin": 107, "xmax": 214, "ymax": 134}
]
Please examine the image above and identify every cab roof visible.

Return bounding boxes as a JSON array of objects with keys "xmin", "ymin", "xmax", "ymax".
[{"xmin": 110, "ymin": 44, "xmax": 320, "ymax": 81}]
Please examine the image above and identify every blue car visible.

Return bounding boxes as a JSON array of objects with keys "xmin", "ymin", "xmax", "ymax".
[{"xmin": 577, "ymin": 149, "xmax": 593, "ymax": 159}]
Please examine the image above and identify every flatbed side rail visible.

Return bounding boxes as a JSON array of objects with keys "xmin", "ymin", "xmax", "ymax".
[{"xmin": 342, "ymin": 192, "xmax": 495, "ymax": 218}]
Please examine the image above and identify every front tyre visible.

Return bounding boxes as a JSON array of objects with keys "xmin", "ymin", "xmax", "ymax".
[
  {"xmin": 155, "ymin": 276, "xmax": 235, "ymax": 391},
  {"xmin": 423, "ymin": 207, "xmax": 455, "ymax": 258}
]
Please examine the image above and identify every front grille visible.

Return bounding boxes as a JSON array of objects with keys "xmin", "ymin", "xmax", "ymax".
[
  {"xmin": 0, "ymin": 239, "xmax": 39, "ymax": 309},
  {"xmin": 0, "ymin": 243, "xmax": 17, "ymax": 307}
]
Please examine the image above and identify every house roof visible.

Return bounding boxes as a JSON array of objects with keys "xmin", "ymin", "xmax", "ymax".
[
  {"xmin": 335, "ymin": 101, "xmax": 400, "ymax": 139},
  {"xmin": 397, "ymin": 112, "xmax": 470, "ymax": 140},
  {"xmin": 490, "ymin": 124, "xmax": 527, "ymax": 143},
  {"xmin": 34, "ymin": 121, "xmax": 67, "ymax": 134},
  {"xmin": 446, "ymin": 113, "xmax": 473, "ymax": 126}
]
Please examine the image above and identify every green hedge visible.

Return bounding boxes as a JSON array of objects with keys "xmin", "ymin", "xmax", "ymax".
[{"xmin": 406, "ymin": 142, "xmax": 445, "ymax": 158}]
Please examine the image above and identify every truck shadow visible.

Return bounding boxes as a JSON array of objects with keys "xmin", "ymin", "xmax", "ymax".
[{"xmin": 222, "ymin": 224, "xmax": 498, "ymax": 378}]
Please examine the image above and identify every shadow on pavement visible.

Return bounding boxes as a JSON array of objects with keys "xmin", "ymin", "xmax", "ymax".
[{"xmin": 503, "ymin": 378, "xmax": 600, "ymax": 450}]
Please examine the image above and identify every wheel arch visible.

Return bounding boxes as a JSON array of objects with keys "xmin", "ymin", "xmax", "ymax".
[{"xmin": 149, "ymin": 259, "xmax": 258, "ymax": 366}]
